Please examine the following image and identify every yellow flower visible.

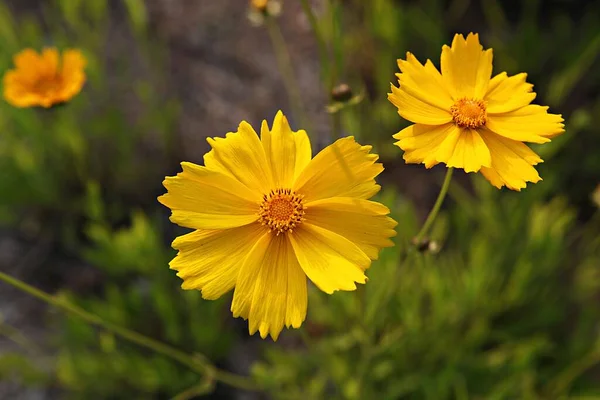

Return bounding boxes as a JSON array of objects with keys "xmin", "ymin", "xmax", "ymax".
[
  {"xmin": 158, "ymin": 111, "xmax": 396, "ymax": 340},
  {"xmin": 251, "ymin": 0, "xmax": 268, "ymax": 10},
  {"xmin": 3, "ymin": 48, "xmax": 86, "ymax": 108},
  {"xmin": 388, "ymin": 33, "xmax": 565, "ymax": 191}
]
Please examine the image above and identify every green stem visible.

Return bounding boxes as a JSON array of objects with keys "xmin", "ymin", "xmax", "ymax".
[
  {"xmin": 332, "ymin": 111, "xmax": 342, "ymax": 139},
  {"xmin": 0, "ymin": 271, "xmax": 258, "ymax": 392},
  {"xmin": 265, "ymin": 14, "xmax": 310, "ymax": 131},
  {"xmin": 299, "ymin": 0, "xmax": 331, "ymax": 88},
  {"xmin": 329, "ymin": 0, "xmax": 344, "ymax": 86},
  {"xmin": 413, "ymin": 168, "xmax": 454, "ymax": 244}
]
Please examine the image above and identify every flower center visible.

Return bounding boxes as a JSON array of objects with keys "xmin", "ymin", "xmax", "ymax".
[
  {"xmin": 33, "ymin": 75, "xmax": 63, "ymax": 96},
  {"xmin": 258, "ymin": 188, "xmax": 305, "ymax": 235},
  {"xmin": 450, "ymin": 98, "xmax": 487, "ymax": 128}
]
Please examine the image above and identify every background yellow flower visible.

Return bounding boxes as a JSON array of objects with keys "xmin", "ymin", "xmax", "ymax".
[
  {"xmin": 158, "ymin": 111, "xmax": 397, "ymax": 340},
  {"xmin": 3, "ymin": 47, "xmax": 86, "ymax": 108},
  {"xmin": 388, "ymin": 33, "xmax": 565, "ymax": 191}
]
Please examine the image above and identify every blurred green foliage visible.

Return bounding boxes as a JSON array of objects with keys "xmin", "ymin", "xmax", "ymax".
[
  {"xmin": 254, "ymin": 185, "xmax": 600, "ymax": 399},
  {"xmin": 0, "ymin": 0, "xmax": 235, "ymax": 398},
  {"xmin": 0, "ymin": 0, "xmax": 599, "ymax": 399}
]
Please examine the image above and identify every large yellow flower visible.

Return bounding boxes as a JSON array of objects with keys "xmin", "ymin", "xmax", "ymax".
[
  {"xmin": 158, "ymin": 111, "xmax": 396, "ymax": 340},
  {"xmin": 3, "ymin": 48, "xmax": 86, "ymax": 108},
  {"xmin": 388, "ymin": 33, "xmax": 565, "ymax": 191}
]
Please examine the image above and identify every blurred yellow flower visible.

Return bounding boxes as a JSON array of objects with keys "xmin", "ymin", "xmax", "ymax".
[
  {"xmin": 158, "ymin": 111, "xmax": 396, "ymax": 340},
  {"xmin": 388, "ymin": 33, "xmax": 565, "ymax": 191},
  {"xmin": 3, "ymin": 48, "xmax": 86, "ymax": 108},
  {"xmin": 251, "ymin": 0, "xmax": 268, "ymax": 10}
]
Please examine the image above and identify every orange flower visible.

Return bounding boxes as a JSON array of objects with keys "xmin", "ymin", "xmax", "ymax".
[{"xmin": 3, "ymin": 48, "xmax": 86, "ymax": 108}]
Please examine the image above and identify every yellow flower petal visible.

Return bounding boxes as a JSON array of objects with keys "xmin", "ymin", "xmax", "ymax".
[
  {"xmin": 388, "ymin": 84, "xmax": 453, "ymax": 125},
  {"xmin": 294, "ymin": 137, "xmax": 383, "ymax": 202},
  {"xmin": 479, "ymin": 129, "xmax": 542, "ymax": 191},
  {"xmin": 304, "ymin": 197, "xmax": 396, "ymax": 260},
  {"xmin": 434, "ymin": 127, "xmax": 492, "ymax": 172},
  {"xmin": 393, "ymin": 123, "xmax": 456, "ymax": 168},
  {"xmin": 41, "ymin": 48, "xmax": 59, "ymax": 76},
  {"xmin": 441, "ymin": 33, "xmax": 493, "ymax": 99},
  {"xmin": 289, "ymin": 224, "xmax": 369, "ymax": 294},
  {"xmin": 486, "ymin": 104, "xmax": 564, "ymax": 143},
  {"xmin": 59, "ymin": 49, "xmax": 87, "ymax": 101},
  {"xmin": 171, "ymin": 224, "xmax": 266, "ymax": 299},
  {"xmin": 260, "ymin": 110, "xmax": 312, "ymax": 188},
  {"xmin": 13, "ymin": 49, "xmax": 42, "ymax": 82},
  {"xmin": 158, "ymin": 162, "xmax": 260, "ymax": 230},
  {"xmin": 395, "ymin": 52, "xmax": 454, "ymax": 110},
  {"xmin": 3, "ymin": 72, "xmax": 42, "ymax": 107},
  {"xmin": 206, "ymin": 121, "xmax": 274, "ymax": 194},
  {"xmin": 485, "ymin": 72, "xmax": 536, "ymax": 114},
  {"xmin": 231, "ymin": 234, "xmax": 307, "ymax": 340}
]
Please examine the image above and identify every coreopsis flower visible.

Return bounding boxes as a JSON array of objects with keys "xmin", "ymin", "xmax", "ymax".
[
  {"xmin": 159, "ymin": 111, "xmax": 396, "ymax": 340},
  {"xmin": 388, "ymin": 33, "xmax": 565, "ymax": 191},
  {"xmin": 3, "ymin": 48, "xmax": 86, "ymax": 108},
  {"xmin": 248, "ymin": 0, "xmax": 281, "ymax": 25}
]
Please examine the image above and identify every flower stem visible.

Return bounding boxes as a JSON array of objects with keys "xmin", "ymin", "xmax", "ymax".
[
  {"xmin": 300, "ymin": 0, "xmax": 347, "ymax": 140},
  {"xmin": 0, "ymin": 270, "xmax": 258, "ymax": 392},
  {"xmin": 413, "ymin": 168, "xmax": 454, "ymax": 245},
  {"xmin": 265, "ymin": 14, "xmax": 310, "ymax": 132},
  {"xmin": 299, "ymin": 0, "xmax": 331, "ymax": 88}
]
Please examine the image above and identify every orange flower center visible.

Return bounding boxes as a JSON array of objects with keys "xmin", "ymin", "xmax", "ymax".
[
  {"xmin": 33, "ymin": 75, "xmax": 63, "ymax": 96},
  {"xmin": 258, "ymin": 189, "xmax": 305, "ymax": 235},
  {"xmin": 450, "ymin": 98, "xmax": 487, "ymax": 129}
]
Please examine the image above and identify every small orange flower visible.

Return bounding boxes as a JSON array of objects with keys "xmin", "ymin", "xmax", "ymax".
[{"xmin": 3, "ymin": 48, "xmax": 86, "ymax": 108}]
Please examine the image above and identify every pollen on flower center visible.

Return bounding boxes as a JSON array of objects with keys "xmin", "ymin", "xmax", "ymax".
[
  {"xmin": 450, "ymin": 98, "xmax": 487, "ymax": 129},
  {"xmin": 258, "ymin": 188, "xmax": 305, "ymax": 235}
]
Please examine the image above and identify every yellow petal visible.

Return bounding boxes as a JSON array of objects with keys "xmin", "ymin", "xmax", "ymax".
[
  {"xmin": 435, "ymin": 127, "xmax": 492, "ymax": 172},
  {"xmin": 395, "ymin": 52, "xmax": 454, "ymax": 110},
  {"xmin": 13, "ymin": 49, "xmax": 42, "ymax": 83},
  {"xmin": 260, "ymin": 110, "xmax": 312, "ymax": 188},
  {"xmin": 304, "ymin": 197, "xmax": 397, "ymax": 260},
  {"xmin": 3, "ymin": 71, "xmax": 42, "ymax": 108},
  {"xmin": 59, "ymin": 49, "xmax": 86, "ymax": 101},
  {"xmin": 485, "ymin": 72, "xmax": 536, "ymax": 114},
  {"xmin": 293, "ymin": 124, "xmax": 312, "ymax": 181},
  {"xmin": 441, "ymin": 33, "xmax": 493, "ymax": 99},
  {"xmin": 479, "ymin": 129, "xmax": 543, "ymax": 191},
  {"xmin": 289, "ymin": 224, "xmax": 369, "ymax": 294},
  {"xmin": 393, "ymin": 123, "xmax": 456, "ymax": 168},
  {"xmin": 206, "ymin": 121, "xmax": 274, "ymax": 194},
  {"xmin": 62, "ymin": 49, "xmax": 87, "ymax": 74},
  {"xmin": 231, "ymin": 234, "xmax": 307, "ymax": 340},
  {"xmin": 294, "ymin": 137, "xmax": 383, "ymax": 202},
  {"xmin": 158, "ymin": 162, "xmax": 260, "ymax": 230},
  {"xmin": 41, "ymin": 48, "xmax": 59, "ymax": 76},
  {"xmin": 485, "ymin": 105, "xmax": 564, "ymax": 143},
  {"xmin": 388, "ymin": 84, "xmax": 453, "ymax": 125},
  {"xmin": 171, "ymin": 223, "xmax": 266, "ymax": 299}
]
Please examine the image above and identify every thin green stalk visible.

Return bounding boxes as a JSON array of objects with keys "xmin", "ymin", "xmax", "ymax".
[
  {"xmin": 332, "ymin": 111, "xmax": 342, "ymax": 139},
  {"xmin": 329, "ymin": 0, "xmax": 344, "ymax": 86},
  {"xmin": 414, "ymin": 168, "xmax": 454, "ymax": 244},
  {"xmin": 0, "ymin": 270, "xmax": 258, "ymax": 392},
  {"xmin": 265, "ymin": 15, "xmax": 310, "ymax": 131},
  {"xmin": 299, "ymin": 0, "xmax": 331, "ymax": 88},
  {"xmin": 0, "ymin": 320, "xmax": 40, "ymax": 354}
]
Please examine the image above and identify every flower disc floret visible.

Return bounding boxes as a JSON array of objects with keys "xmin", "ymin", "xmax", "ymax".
[
  {"xmin": 450, "ymin": 98, "xmax": 487, "ymax": 128},
  {"xmin": 258, "ymin": 188, "xmax": 305, "ymax": 234}
]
